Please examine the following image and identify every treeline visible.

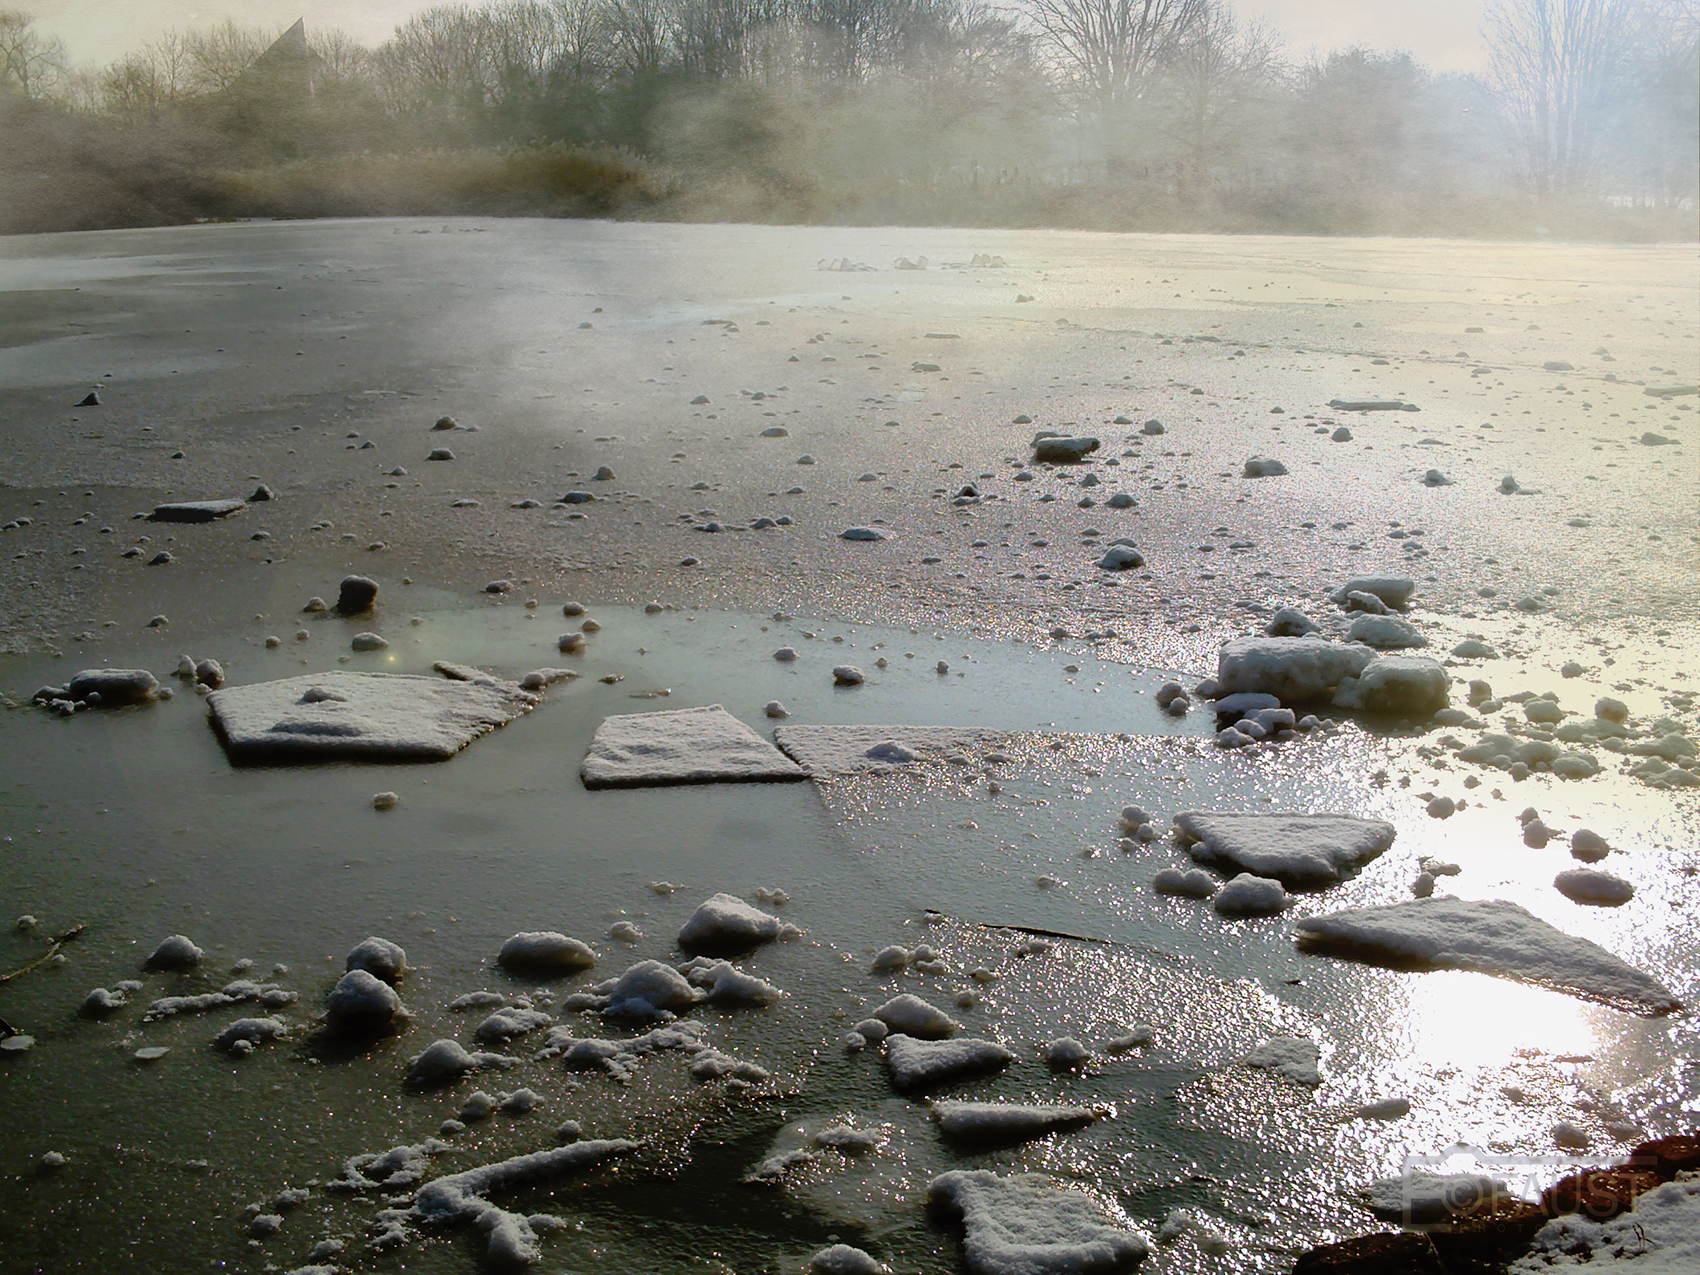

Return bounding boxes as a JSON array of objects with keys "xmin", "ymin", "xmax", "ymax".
[{"xmin": 0, "ymin": 0, "xmax": 1694, "ymax": 237}]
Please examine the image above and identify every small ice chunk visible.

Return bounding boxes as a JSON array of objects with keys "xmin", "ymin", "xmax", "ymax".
[
  {"xmin": 145, "ymin": 933, "xmax": 204, "ymax": 971},
  {"xmin": 214, "ymin": 1016, "xmax": 288, "ymax": 1054},
  {"xmin": 864, "ymin": 740, "xmax": 914, "ymax": 763},
  {"xmin": 580, "ymin": 704, "xmax": 806, "ymax": 787},
  {"xmin": 1355, "ymin": 1097, "xmax": 1412, "ymax": 1120},
  {"xmin": 1570, "ymin": 828, "xmax": 1611, "ymax": 862},
  {"xmin": 324, "ymin": 969, "xmax": 404, "ymax": 1033},
  {"xmin": 1554, "ymin": 869, "xmax": 1635, "ymax": 906},
  {"xmin": 678, "ymin": 957, "xmax": 784, "ymax": 1007},
  {"xmin": 406, "ymin": 1038, "xmax": 520, "ymax": 1085},
  {"xmin": 809, "ymin": 1242, "xmax": 889, "ymax": 1274},
  {"xmin": 1176, "ymin": 810, "xmax": 1396, "ymax": 887},
  {"xmin": 872, "ymin": 993, "xmax": 959, "ymax": 1038},
  {"xmin": 535, "ymin": 1021, "xmax": 707, "ymax": 1081},
  {"xmin": 1364, "ymin": 1172, "xmax": 1509, "ymax": 1222},
  {"xmin": 852, "ymin": 1018, "xmax": 889, "ymax": 1043},
  {"xmin": 345, "ymin": 936, "xmax": 407, "ymax": 984},
  {"xmin": 833, "ymin": 665, "xmax": 865, "ymax": 685},
  {"xmin": 497, "ymin": 932, "xmax": 596, "ymax": 973},
  {"xmin": 1043, "ymin": 1037, "xmax": 1090, "ymax": 1069},
  {"xmin": 871, "ymin": 945, "xmax": 911, "ymax": 971},
  {"xmin": 475, "ymin": 1007, "xmax": 555, "ymax": 1043},
  {"xmin": 928, "ymin": 1169, "xmax": 1149, "ymax": 1274},
  {"xmin": 1241, "ymin": 1035, "xmax": 1321, "ymax": 1084},
  {"xmin": 935, "ymin": 1101, "xmax": 1102, "ymax": 1147},
  {"xmin": 596, "ymin": 960, "xmax": 706, "ymax": 1021},
  {"xmin": 677, "ymin": 892, "xmax": 794, "ymax": 954},
  {"xmin": 885, "ymin": 1034, "xmax": 1011, "ymax": 1090},
  {"xmin": 1212, "ymin": 873, "xmax": 1289, "ymax": 916},
  {"xmin": 1152, "ymin": 867, "xmax": 1217, "ymax": 898},
  {"xmin": 81, "ymin": 986, "xmax": 129, "ymax": 1016}
]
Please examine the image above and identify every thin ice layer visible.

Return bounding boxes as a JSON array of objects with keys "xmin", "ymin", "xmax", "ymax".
[
  {"xmin": 1175, "ymin": 811, "xmax": 1396, "ymax": 887},
  {"xmin": 772, "ymin": 725, "xmax": 1006, "ymax": 776},
  {"xmin": 580, "ymin": 704, "xmax": 807, "ymax": 787},
  {"xmin": 1294, "ymin": 897, "xmax": 1681, "ymax": 1015},
  {"xmin": 928, "ymin": 1169, "xmax": 1149, "ymax": 1275},
  {"xmin": 208, "ymin": 669, "xmax": 539, "ymax": 761}
]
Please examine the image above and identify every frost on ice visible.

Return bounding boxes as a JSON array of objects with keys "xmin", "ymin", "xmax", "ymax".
[
  {"xmin": 377, "ymin": 1139, "xmax": 641, "ymax": 1270},
  {"xmin": 928, "ymin": 1169, "xmax": 1150, "ymax": 1274},
  {"xmin": 933, "ymin": 1101, "xmax": 1104, "ymax": 1148},
  {"xmin": 579, "ymin": 704, "xmax": 807, "ymax": 787},
  {"xmin": 1294, "ymin": 897, "xmax": 1681, "ymax": 1015},
  {"xmin": 1239, "ymin": 1036, "xmax": 1322, "ymax": 1085},
  {"xmin": 1511, "ymin": 1174, "xmax": 1700, "ymax": 1273},
  {"xmin": 1174, "ymin": 811, "xmax": 1396, "ymax": 888},
  {"xmin": 208, "ymin": 669, "xmax": 541, "ymax": 762}
]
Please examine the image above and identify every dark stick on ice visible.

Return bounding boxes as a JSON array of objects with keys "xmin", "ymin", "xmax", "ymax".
[{"xmin": 0, "ymin": 923, "xmax": 87, "ymax": 985}]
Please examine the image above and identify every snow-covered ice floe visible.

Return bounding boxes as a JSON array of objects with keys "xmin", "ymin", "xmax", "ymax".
[
  {"xmin": 928, "ymin": 1169, "xmax": 1149, "ymax": 1274},
  {"xmin": 1511, "ymin": 1173, "xmax": 1700, "ymax": 1272},
  {"xmin": 1175, "ymin": 811, "xmax": 1396, "ymax": 888},
  {"xmin": 1362, "ymin": 1171, "xmax": 1510, "ymax": 1223},
  {"xmin": 885, "ymin": 1034, "xmax": 1012, "ymax": 1091},
  {"xmin": 1294, "ymin": 897, "xmax": 1681, "ymax": 1015},
  {"xmin": 580, "ymin": 704, "xmax": 807, "ymax": 787},
  {"xmin": 207, "ymin": 666, "xmax": 541, "ymax": 762},
  {"xmin": 1239, "ymin": 1036, "xmax": 1321, "ymax": 1084},
  {"xmin": 932, "ymin": 1101, "xmax": 1104, "ymax": 1148},
  {"xmin": 772, "ymin": 725, "xmax": 1006, "ymax": 776}
]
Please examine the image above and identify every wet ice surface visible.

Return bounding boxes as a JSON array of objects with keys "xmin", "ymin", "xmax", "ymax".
[{"xmin": 0, "ymin": 603, "xmax": 1695, "ymax": 1273}]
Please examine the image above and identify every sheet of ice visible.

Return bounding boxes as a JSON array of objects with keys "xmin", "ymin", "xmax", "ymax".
[
  {"xmin": 928, "ymin": 1169, "xmax": 1150, "ymax": 1275},
  {"xmin": 208, "ymin": 670, "xmax": 539, "ymax": 762},
  {"xmin": 579, "ymin": 704, "xmax": 807, "ymax": 787},
  {"xmin": 1213, "ymin": 636, "xmax": 1377, "ymax": 704},
  {"xmin": 535, "ymin": 1021, "xmax": 708, "ymax": 1081},
  {"xmin": 1175, "ymin": 811, "xmax": 1396, "ymax": 887},
  {"xmin": 1240, "ymin": 1036, "xmax": 1322, "ymax": 1084},
  {"xmin": 1363, "ymin": 1172, "xmax": 1510, "ymax": 1222},
  {"xmin": 772, "ymin": 725, "xmax": 1008, "ymax": 776},
  {"xmin": 1510, "ymin": 1175, "xmax": 1700, "ymax": 1273},
  {"xmin": 1294, "ymin": 897, "xmax": 1682, "ymax": 1015},
  {"xmin": 933, "ymin": 1101, "xmax": 1103, "ymax": 1147},
  {"xmin": 677, "ymin": 893, "xmax": 798, "ymax": 954},
  {"xmin": 884, "ymin": 1034, "xmax": 1012, "ymax": 1091}
]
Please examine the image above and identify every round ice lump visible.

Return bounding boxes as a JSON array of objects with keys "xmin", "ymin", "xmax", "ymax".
[
  {"xmin": 872, "ymin": 993, "xmax": 960, "ymax": 1039},
  {"xmin": 497, "ymin": 932, "xmax": 596, "ymax": 973},
  {"xmin": 324, "ymin": 969, "xmax": 403, "ymax": 1032},
  {"xmin": 1212, "ymin": 873, "xmax": 1288, "ymax": 916},
  {"xmin": 345, "ymin": 936, "xmax": 407, "ymax": 984},
  {"xmin": 677, "ymin": 893, "xmax": 792, "ymax": 955},
  {"xmin": 810, "ymin": 1244, "xmax": 889, "ymax": 1275},
  {"xmin": 144, "ymin": 934, "xmax": 204, "ymax": 971}
]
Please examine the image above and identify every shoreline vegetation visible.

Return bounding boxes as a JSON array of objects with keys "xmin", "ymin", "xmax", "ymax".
[{"xmin": 1, "ymin": 2, "xmax": 1695, "ymax": 240}]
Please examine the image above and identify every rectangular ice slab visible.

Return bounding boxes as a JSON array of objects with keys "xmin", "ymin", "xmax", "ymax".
[
  {"xmin": 1294, "ymin": 897, "xmax": 1681, "ymax": 1016},
  {"xmin": 1176, "ymin": 811, "xmax": 1396, "ymax": 888},
  {"xmin": 772, "ymin": 725, "xmax": 1005, "ymax": 776},
  {"xmin": 148, "ymin": 499, "xmax": 247, "ymax": 522},
  {"xmin": 580, "ymin": 704, "xmax": 807, "ymax": 788},
  {"xmin": 208, "ymin": 669, "xmax": 538, "ymax": 762}
]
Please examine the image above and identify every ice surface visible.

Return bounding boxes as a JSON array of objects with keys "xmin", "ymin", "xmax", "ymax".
[
  {"xmin": 871, "ymin": 993, "xmax": 960, "ymax": 1038},
  {"xmin": 934, "ymin": 1101, "xmax": 1103, "ymax": 1147},
  {"xmin": 1294, "ymin": 897, "xmax": 1681, "ymax": 1015},
  {"xmin": 208, "ymin": 670, "xmax": 539, "ymax": 762},
  {"xmin": 928, "ymin": 1169, "xmax": 1149, "ymax": 1274},
  {"xmin": 1511, "ymin": 1175, "xmax": 1700, "ymax": 1273},
  {"xmin": 1175, "ymin": 811, "xmax": 1396, "ymax": 887},
  {"xmin": 772, "ymin": 724, "xmax": 1005, "ymax": 775},
  {"xmin": 677, "ymin": 893, "xmax": 797, "ymax": 954},
  {"xmin": 580, "ymin": 704, "xmax": 807, "ymax": 787},
  {"xmin": 1363, "ymin": 1172, "xmax": 1509, "ymax": 1222},
  {"xmin": 1213, "ymin": 636, "xmax": 1377, "ymax": 704},
  {"xmin": 885, "ymin": 1034, "xmax": 1012, "ymax": 1090},
  {"xmin": 1240, "ymin": 1036, "xmax": 1321, "ymax": 1084}
]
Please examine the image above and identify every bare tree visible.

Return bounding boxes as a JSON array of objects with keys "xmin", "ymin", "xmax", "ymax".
[
  {"xmin": 183, "ymin": 19, "xmax": 271, "ymax": 94},
  {"xmin": 0, "ymin": 8, "xmax": 67, "ymax": 98},
  {"xmin": 1485, "ymin": 0, "xmax": 1643, "ymax": 197},
  {"xmin": 1160, "ymin": 2, "xmax": 1280, "ymax": 182},
  {"xmin": 1023, "ymin": 0, "xmax": 1205, "ymax": 109}
]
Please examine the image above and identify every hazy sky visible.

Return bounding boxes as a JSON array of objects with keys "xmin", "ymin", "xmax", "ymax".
[{"xmin": 30, "ymin": 0, "xmax": 1494, "ymax": 74}]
